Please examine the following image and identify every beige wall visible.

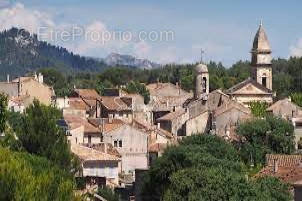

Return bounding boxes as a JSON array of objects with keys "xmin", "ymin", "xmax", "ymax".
[
  {"xmin": 186, "ymin": 111, "xmax": 209, "ymax": 136},
  {"xmin": 20, "ymin": 79, "xmax": 53, "ymax": 105},
  {"xmin": 67, "ymin": 126, "xmax": 85, "ymax": 145},
  {"xmin": 83, "ymin": 160, "xmax": 120, "ymax": 185},
  {"xmin": 232, "ymin": 95, "xmax": 273, "ymax": 107},
  {"xmin": 104, "ymin": 125, "xmax": 148, "ymax": 173},
  {"xmin": 256, "ymin": 67, "xmax": 272, "ymax": 90},
  {"xmin": 83, "ymin": 134, "xmax": 102, "ymax": 144},
  {"xmin": 63, "ymin": 108, "xmax": 86, "ymax": 118}
]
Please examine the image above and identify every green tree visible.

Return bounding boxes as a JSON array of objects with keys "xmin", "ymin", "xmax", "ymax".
[
  {"xmin": 97, "ymin": 187, "xmax": 119, "ymax": 201},
  {"xmin": 0, "ymin": 93, "xmax": 8, "ymax": 133},
  {"xmin": 16, "ymin": 100, "xmax": 75, "ymax": 171},
  {"xmin": 0, "ymin": 147, "xmax": 77, "ymax": 201},
  {"xmin": 291, "ymin": 92, "xmax": 302, "ymax": 107},
  {"xmin": 125, "ymin": 81, "xmax": 150, "ymax": 104},
  {"xmin": 237, "ymin": 115, "xmax": 295, "ymax": 165},
  {"xmin": 142, "ymin": 134, "xmax": 292, "ymax": 201},
  {"xmin": 249, "ymin": 101, "xmax": 268, "ymax": 118}
]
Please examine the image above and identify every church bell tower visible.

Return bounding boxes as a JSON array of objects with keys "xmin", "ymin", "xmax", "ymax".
[
  {"xmin": 251, "ymin": 20, "xmax": 272, "ymax": 90},
  {"xmin": 195, "ymin": 49, "xmax": 209, "ymax": 100}
]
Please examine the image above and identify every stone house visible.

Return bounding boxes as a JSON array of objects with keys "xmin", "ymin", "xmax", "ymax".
[
  {"xmin": 146, "ymin": 82, "xmax": 193, "ymax": 124},
  {"xmin": 100, "ymin": 96, "xmax": 133, "ymax": 123},
  {"xmin": 213, "ymin": 100, "xmax": 251, "ymax": 141},
  {"xmin": 257, "ymin": 154, "xmax": 302, "ymax": 201},
  {"xmin": 63, "ymin": 115, "xmax": 102, "ymax": 145},
  {"xmin": 267, "ymin": 98, "xmax": 302, "ymax": 150},
  {"xmin": 69, "ymin": 89, "xmax": 102, "ymax": 118},
  {"xmin": 102, "ymin": 121, "xmax": 148, "ymax": 174},
  {"xmin": 0, "ymin": 73, "xmax": 54, "ymax": 108},
  {"xmin": 71, "ymin": 144, "xmax": 121, "ymax": 186}
]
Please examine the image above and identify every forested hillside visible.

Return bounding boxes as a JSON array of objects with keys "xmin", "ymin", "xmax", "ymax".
[
  {"xmin": 39, "ymin": 57, "xmax": 302, "ymax": 99},
  {"xmin": 0, "ymin": 28, "xmax": 108, "ymax": 79}
]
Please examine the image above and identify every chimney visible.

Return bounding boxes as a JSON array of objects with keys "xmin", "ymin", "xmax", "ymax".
[
  {"xmin": 109, "ymin": 114, "xmax": 113, "ymax": 124},
  {"xmin": 104, "ymin": 143, "xmax": 107, "ymax": 154},
  {"xmin": 34, "ymin": 72, "xmax": 38, "ymax": 81},
  {"xmin": 272, "ymin": 159, "xmax": 278, "ymax": 174},
  {"xmin": 38, "ymin": 73, "xmax": 43, "ymax": 83},
  {"xmin": 288, "ymin": 96, "xmax": 292, "ymax": 102},
  {"xmin": 6, "ymin": 74, "xmax": 9, "ymax": 83},
  {"xmin": 157, "ymin": 122, "xmax": 161, "ymax": 129},
  {"xmin": 18, "ymin": 77, "xmax": 21, "ymax": 96}
]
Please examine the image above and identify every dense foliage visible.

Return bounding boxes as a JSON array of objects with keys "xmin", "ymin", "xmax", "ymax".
[
  {"xmin": 97, "ymin": 187, "xmax": 119, "ymax": 201},
  {"xmin": 10, "ymin": 100, "xmax": 77, "ymax": 171},
  {"xmin": 142, "ymin": 135, "xmax": 292, "ymax": 201},
  {"xmin": 0, "ymin": 93, "xmax": 8, "ymax": 133},
  {"xmin": 0, "ymin": 147, "xmax": 77, "ymax": 201},
  {"xmin": 125, "ymin": 81, "xmax": 151, "ymax": 104},
  {"xmin": 249, "ymin": 101, "xmax": 268, "ymax": 117},
  {"xmin": 237, "ymin": 115, "xmax": 295, "ymax": 165}
]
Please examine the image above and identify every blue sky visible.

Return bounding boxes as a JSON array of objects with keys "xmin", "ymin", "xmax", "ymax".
[{"xmin": 2, "ymin": 0, "xmax": 302, "ymax": 66}]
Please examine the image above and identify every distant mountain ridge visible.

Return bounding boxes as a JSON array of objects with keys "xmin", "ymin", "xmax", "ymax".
[
  {"xmin": 0, "ymin": 28, "xmax": 159, "ymax": 80},
  {"xmin": 103, "ymin": 53, "xmax": 160, "ymax": 69}
]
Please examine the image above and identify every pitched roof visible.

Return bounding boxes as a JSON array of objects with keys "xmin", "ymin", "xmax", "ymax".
[
  {"xmin": 89, "ymin": 118, "xmax": 125, "ymax": 133},
  {"xmin": 214, "ymin": 100, "xmax": 251, "ymax": 117},
  {"xmin": 256, "ymin": 154, "xmax": 302, "ymax": 185},
  {"xmin": 155, "ymin": 128, "xmax": 174, "ymax": 139},
  {"xmin": 71, "ymin": 144, "xmax": 120, "ymax": 161},
  {"xmin": 265, "ymin": 154, "xmax": 302, "ymax": 167},
  {"xmin": 74, "ymin": 89, "xmax": 101, "ymax": 100},
  {"xmin": 101, "ymin": 96, "xmax": 132, "ymax": 111},
  {"xmin": 64, "ymin": 115, "xmax": 100, "ymax": 135},
  {"xmin": 157, "ymin": 109, "xmax": 186, "ymax": 121},
  {"xmin": 225, "ymin": 78, "xmax": 273, "ymax": 95},
  {"xmin": 267, "ymin": 98, "xmax": 302, "ymax": 118},
  {"xmin": 68, "ymin": 98, "xmax": 90, "ymax": 110}
]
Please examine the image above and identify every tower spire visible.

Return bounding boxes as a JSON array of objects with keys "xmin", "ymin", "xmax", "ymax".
[
  {"xmin": 260, "ymin": 19, "xmax": 263, "ymax": 27},
  {"xmin": 200, "ymin": 48, "xmax": 205, "ymax": 63}
]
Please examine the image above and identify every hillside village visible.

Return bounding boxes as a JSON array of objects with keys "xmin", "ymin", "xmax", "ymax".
[{"xmin": 1, "ymin": 22, "xmax": 302, "ymax": 201}]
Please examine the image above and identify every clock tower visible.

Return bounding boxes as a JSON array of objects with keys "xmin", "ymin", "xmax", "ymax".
[{"xmin": 251, "ymin": 20, "xmax": 272, "ymax": 90}]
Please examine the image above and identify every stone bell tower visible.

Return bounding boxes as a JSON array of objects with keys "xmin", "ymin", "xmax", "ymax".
[
  {"xmin": 195, "ymin": 49, "xmax": 209, "ymax": 99},
  {"xmin": 251, "ymin": 20, "xmax": 272, "ymax": 90}
]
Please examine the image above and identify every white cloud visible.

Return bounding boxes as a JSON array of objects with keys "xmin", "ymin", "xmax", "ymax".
[
  {"xmin": 289, "ymin": 38, "xmax": 302, "ymax": 57},
  {"xmin": 0, "ymin": 3, "xmax": 54, "ymax": 33},
  {"xmin": 133, "ymin": 41, "xmax": 151, "ymax": 59}
]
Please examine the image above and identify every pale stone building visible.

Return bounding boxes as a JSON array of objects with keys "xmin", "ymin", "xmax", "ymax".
[
  {"xmin": 267, "ymin": 98, "xmax": 302, "ymax": 150},
  {"xmin": 102, "ymin": 121, "xmax": 148, "ymax": 174},
  {"xmin": 226, "ymin": 22, "xmax": 274, "ymax": 107},
  {"xmin": 0, "ymin": 73, "xmax": 54, "ymax": 109}
]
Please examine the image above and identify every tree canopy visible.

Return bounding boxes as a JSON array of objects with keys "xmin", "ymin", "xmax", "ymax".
[
  {"xmin": 142, "ymin": 134, "xmax": 292, "ymax": 201},
  {"xmin": 236, "ymin": 115, "xmax": 295, "ymax": 165}
]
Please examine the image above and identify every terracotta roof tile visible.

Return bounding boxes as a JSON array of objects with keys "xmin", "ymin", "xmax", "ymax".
[
  {"xmin": 64, "ymin": 115, "xmax": 100, "ymax": 135},
  {"xmin": 71, "ymin": 144, "xmax": 120, "ymax": 161},
  {"xmin": 256, "ymin": 154, "xmax": 302, "ymax": 185},
  {"xmin": 157, "ymin": 109, "xmax": 186, "ymax": 121},
  {"xmin": 75, "ymin": 89, "xmax": 101, "ymax": 100},
  {"xmin": 101, "ymin": 96, "xmax": 131, "ymax": 111}
]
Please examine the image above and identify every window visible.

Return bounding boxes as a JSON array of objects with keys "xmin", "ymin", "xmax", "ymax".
[
  {"xmin": 114, "ymin": 140, "xmax": 118, "ymax": 147},
  {"xmin": 88, "ymin": 136, "xmax": 92, "ymax": 144},
  {"xmin": 262, "ymin": 77, "xmax": 267, "ymax": 88},
  {"xmin": 100, "ymin": 135, "xmax": 104, "ymax": 142},
  {"xmin": 119, "ymin": 140, "xmax": 123, "ymax": 148},
  {"xmin": 202, "ymin": 77, "xmax": 207, "ymax": 93}
]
